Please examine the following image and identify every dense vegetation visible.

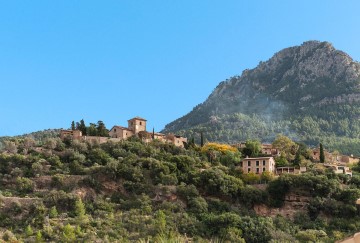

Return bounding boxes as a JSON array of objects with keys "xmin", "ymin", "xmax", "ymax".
[
  {"xmin": 171, "ymin": 112, "xmax": 360, "ymax": 156},
  {"xmin": 1, "ymin": 135, "xmax": 360, "ymax": 242}
]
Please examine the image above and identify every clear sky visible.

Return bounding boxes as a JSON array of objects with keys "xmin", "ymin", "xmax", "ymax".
[{"xmin": 1, "ymin": 1, "xmax": 360, "ymax": 136}]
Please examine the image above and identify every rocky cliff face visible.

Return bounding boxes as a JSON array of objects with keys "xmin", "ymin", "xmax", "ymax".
[{"xmin": 163, "ymin": 41, "xmax": 360, "ymax": 153}]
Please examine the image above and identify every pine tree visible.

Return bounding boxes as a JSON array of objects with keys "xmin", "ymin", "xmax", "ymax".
[
  {"xmin": 152, "ymin": 127, "xmax": 155, "ymax": 139},
  {"xmin": 320, "ymin": 143, "xmax": 325, "ymax": 163},
  {"xmin": 62, "ymin": 224, "xmax": 76, "ymax": 242},
  {"xmin": 294, "ymin": 149, "xmax": 301, "ymax": 166},
  {"xmin": 75, "ymin": 197, "xmax": 88, "ymax": 224},
  {"xmin": 25, "ymin": 225, "xmax": 33, "ymax": 236},
  {"xmin": 49, "ymin": 206, "xmax": 58, "ymax": 218},
  {"xmin": 75, "ymin": 198, "xmax": 86, "ymax": 217},
  {"xmin": 36, "ymin": 230, "xmax": 43, "ymax": 242}
]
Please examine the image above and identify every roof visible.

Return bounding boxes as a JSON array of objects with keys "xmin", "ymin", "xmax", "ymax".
[
  {"xmin": 243, "ymin": 157, "xmax": 274, "ymax": 160},
  {"xmin": 128, "ymin": 116, "xmax": 147, "ymax": 121},
  {"xmin": 154, "ymin": 132, "xmax": 165, "ymax": 136},
  {"xmin": 110, "ymin": 125, "xmax": 132, "ymax": 131}
]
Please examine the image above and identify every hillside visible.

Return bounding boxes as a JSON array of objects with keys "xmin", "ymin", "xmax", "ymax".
[
  {"xmin": 1, "ymin": 136, "xmax": 360, "ymax": 242},
  {"xmin": 163, "ymin": 41, "xmax": 360, "ymax": 155},
  {"xmin": 0, "ymin": 129, "xmax": 60, "ymax": 150}
]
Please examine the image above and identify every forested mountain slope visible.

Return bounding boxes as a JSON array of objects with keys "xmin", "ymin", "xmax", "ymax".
[{"xmin": 163, "ymin": 41, "xmax": 360, "ymax": 155}]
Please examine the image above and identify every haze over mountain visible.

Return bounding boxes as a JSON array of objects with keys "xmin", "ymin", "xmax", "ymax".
[{"xmin": 163, "ymin": 41, "xmax": 360, "ymax": 155}]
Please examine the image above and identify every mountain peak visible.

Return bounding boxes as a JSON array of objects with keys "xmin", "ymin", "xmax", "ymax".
[{"xmin": 163, "ymin": 41, "xmax": 360, "ymax": 154}]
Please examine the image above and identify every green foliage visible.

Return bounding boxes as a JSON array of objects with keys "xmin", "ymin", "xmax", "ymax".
[
  {"xmin": 16, "ymin": 177, "xmax": 34, "ymax": 194},
  {"xmin": 0, "ymin": 132, "xmax": 360, "ymax": 242},
  {"xmin": 243, "ymin": 139, "xmax": 262, "ymax": 157},
  {"xmin": 25, "ymin": 224, "xmax": 33, "ymax": 236},
  {"xmin": 49, "ymin": 206, "xmax": 58, "ymax": 218},
  {"xmin": 62, "ymin": 224, "xmax": 76, "ymax": 242},
  {"xmin": 320, "ymin": 143, "xmax": 325, "ymax": 163}
]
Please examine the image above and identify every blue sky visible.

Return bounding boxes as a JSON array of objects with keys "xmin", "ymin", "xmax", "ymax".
[{"xmin": 1, "ymin": 1, "xmax": 360, "ymax": 136}]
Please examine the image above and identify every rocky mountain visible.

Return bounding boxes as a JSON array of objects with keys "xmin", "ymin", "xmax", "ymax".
[{"xmin": 163, "ymin": 41, "xmax": 360, "ymax": 154}]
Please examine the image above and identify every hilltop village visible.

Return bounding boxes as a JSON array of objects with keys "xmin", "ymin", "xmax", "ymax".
[
  {"xmin": 59, "ymin": 117, "xmax": 357, "ymax": 178},
  {"xmin": 60, "ymin": 117, "xmax": 187, "ymax": 148}
]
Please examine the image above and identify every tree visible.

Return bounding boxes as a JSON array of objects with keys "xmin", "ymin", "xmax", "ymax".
[
  {"xmin": 4, "ymin": 140, "xmax": 17, "ymax": 154},
  {"xmin": 88, "ymin": 123, "xmax": 97, "ymax": 136},
  {"xmin": 293, "ymin": 148, "xmax": 301, "ymax": 167},
  {"xmin": 154, "ymin": 210, "xmax": 167, "ymax": 234},
  {"xmin": 23, "ymin": 137, "xmax": 36, "ymax": 151},
  {"xmin": 272, "ymin": 135, "xmax": 298, "ymax": 161},
  {"xmin": 49, "ymin": 206, "xmax": 58, "ymax": 218},
  {"xmin": 75, "ymin": 197, "xmax": 88, "ymax": 224},
  {"xmin": 96, "ymin": 120, "xmax": 109, "ymax": 137},
  {"xmin": 25, "ymin": 225, "xmax": 33, "ymax": 236},
  {"xmin": 243, "ymin": 140, "xmax": 261, "ymax": 157},
  {"xmin": 78, "ymin": 119, "xmax": 87, "ymax": 136},
  {"xmin": 200, "ymin": 132, "xmax": 204, "ymax": 147},
  {"xmin": 320, "ymin": 143, "xmax": 325, "ymax": 163},
  {"xmin": 36, "ymin": 230, "xmax": 44, "ymax": 242},
  {"xmin": 71, "ymin": 121, "xmax": 76, "ymax": 130},
  {"xmin": 62, "ymin": 224, "xmax": 76, "ymax": 242}
]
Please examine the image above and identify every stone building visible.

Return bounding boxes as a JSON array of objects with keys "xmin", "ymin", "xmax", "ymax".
[
  {"xmin": 239, "ymin": 157, "xmax": 276, "ymax": 174},
  {"xmin": 232, "ymin": 142, "xmax": 280, "ymax": 156},
  {"xmin": 109, "ymin": 117, "xmax": 187, "ymax": 147},
  {"xmin": 60, "ymin": 130, "xmax": 82, "ymax": 140},
  {"xmin": 60, "ymin": 116, "xmax": 187, "ymax": 148}
]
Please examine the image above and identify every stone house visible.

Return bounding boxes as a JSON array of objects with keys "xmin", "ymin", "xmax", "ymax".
[
  {"xmin": 312, "ymin": 148, "xmax": 358, "ymax": 164},
  {"xmin": 60, "ymin": 130, "xmax": 82, "ymax": 140},
  {"xmin": 323, "ymin": 163, "xmax": 352, "ymax": 177},
  {"xmin": 261, "ymin": 144, "xmax": 281, "ymax": 156},
  {"xmin": 239, "ymin": 157, "xmax": 276, "ymax": 174},
  {"xmin": 109, "ymin": 117, "xmax": 147, "ymax": 139},
  {"xmin": 108, "ymin": 116, "xmax": 188, "ymax": 147},
  {"xmin": 232, "ymin": 142, "xmax": 280, "ymax": 156}
]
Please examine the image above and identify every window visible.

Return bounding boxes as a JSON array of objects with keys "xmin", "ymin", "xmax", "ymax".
[
  {"xmin": 263, "ymin": 160, "xmax": 266, "ymax": 166},
  {"xmin": 114, "ymin": 128, "xmax": 116, "ymax": 132},
  {"xmin": 248, "ymin": 161, "xmax": 251, "ymax": 166},
  {"xmin": 140, "ymin": 122, "xmax": 142, "ymax": 125},
  {"xmin": 263, "ymin": 168, "xmax": 266, "ymax": 172},
  {"xmin": 256, "ymin": 161, "xmax": 259, "ymax": 166},
  {"xmin": 248, "ymin": 168, "xmax": 251, "ymax": 172},
  {"xmin": 256, "ymin": 168, "xmax": 259, "ymax": 174}
]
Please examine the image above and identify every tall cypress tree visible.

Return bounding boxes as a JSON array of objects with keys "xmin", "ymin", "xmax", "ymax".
[
  {"xmin": 319, "ymin": 143, "xmax": 325, "ymax": 163},
  {"xmin": 200, "ymin": 132, "xmax": 204, "ymax": 147},
  {"xmin": 71, "ymin": 121, "xmax": 76, "ymax": 130},
  {"xmin": 79, "ymin": 119, "xmax": 87, "ymax": 136}
]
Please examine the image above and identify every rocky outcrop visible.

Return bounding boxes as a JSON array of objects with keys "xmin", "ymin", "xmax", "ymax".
[{"xmin": 254, "ymin": 192, "xmax": 311, "ymax": 218}]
